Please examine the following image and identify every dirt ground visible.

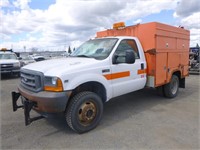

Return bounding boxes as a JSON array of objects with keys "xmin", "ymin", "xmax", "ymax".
[{"xmin": 0, "ymin": 74, "xmax": 199, "ymax": 149}]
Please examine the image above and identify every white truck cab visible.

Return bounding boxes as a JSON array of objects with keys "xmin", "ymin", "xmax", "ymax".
[
  {"xmin": 22, "ymin": 37, "xmax": 146, "ymax": 99},
  {"xmin": 13, "ymin": 36, "xmax": 147, "ymax": 133}
]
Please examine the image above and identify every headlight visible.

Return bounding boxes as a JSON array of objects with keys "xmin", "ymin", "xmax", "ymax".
[
  {"xmin": 44, "ymin": 76, "xmax": 63, "ymax": 92},
  {"xmin": 13, "ymin": 62, "xmax": 20, "ymax": 67}
]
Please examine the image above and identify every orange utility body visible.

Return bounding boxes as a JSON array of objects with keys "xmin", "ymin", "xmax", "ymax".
[{"xmin": 96, "ymin": 22, "xmax": 190, "ymax": 87}]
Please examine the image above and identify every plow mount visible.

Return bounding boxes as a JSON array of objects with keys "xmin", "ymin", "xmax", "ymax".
[{"xmin": 12, "ymin": 92, "xmax": 44, "ymax": 125}]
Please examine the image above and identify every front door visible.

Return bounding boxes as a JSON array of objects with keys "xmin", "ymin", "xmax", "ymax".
[{"xmin": 110, "ymin": 39, "xmax": 146, "ymax": 97}]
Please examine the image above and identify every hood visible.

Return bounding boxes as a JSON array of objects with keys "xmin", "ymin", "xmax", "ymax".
[
  {"xmin": 0, "ymin": 59, "xmax": 19, "ymax": 64},
  {"xmin": 22, "ymin": 57, "xmax": 100, "ymax": 76}
]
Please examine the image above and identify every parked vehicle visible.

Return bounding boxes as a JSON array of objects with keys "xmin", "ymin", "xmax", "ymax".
[
  {"xmin": 0, "ymin": 50, "xmax": 21, "ymax": 76},
  {"xmin": 189, "ymin": 47, "xmax": 199, "ymax": 74},
  {"xmin": 30, "ymin": 55, "xmax": 45, "ymax": 62},
  {"xmin": 12, "ymin": 22, "xmax": 190, "ymax": 133},
  {"xmin": 20, "ymin": 55, "xmax": 36, "ymax": 66}
]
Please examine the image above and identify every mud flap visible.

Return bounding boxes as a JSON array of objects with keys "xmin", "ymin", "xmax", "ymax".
[{"xmin": 12, "ymin": 91, "xmax": 44, "ymax": 126}]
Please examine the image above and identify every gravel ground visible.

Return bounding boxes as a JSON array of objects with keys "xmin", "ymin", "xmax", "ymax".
[{"xmin": 0, "ymin": 74, "xmax": 199, "ymax": 150}]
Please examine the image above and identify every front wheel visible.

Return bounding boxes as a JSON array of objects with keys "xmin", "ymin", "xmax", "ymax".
[
  {"xmin": 66, "ymin": 91, "xmax": 103, "ymax": 133},
  {"xmin": 164, "ymin": 75, "xmax": 179, "ymax": 98}
]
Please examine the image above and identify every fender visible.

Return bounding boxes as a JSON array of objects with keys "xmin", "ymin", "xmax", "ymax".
[
  {"xmin": 63, "ymin": 73, "xmax": 112, "ymax": 101},
  {"xmin": 167, "ymin": 69, "xmax": 181, "ymax": 83}
]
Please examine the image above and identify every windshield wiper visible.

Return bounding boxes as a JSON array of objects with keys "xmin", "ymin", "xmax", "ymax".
[{"xmin": 76, "ymin": 55, "xmax": 91, "ymax": 58}]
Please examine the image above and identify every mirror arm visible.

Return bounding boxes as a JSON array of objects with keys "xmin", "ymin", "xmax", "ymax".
[{"xmin": 112, "ymin": 54, "xmax": 118, "ymax": 64}]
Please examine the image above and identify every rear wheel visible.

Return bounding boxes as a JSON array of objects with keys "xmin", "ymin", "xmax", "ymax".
[
  {"xmin": 156, "ymin": 85, "xmax": 165, "ymax": 97},
  {"xmin": 66, "ymin": 91, "xmax": 103, "ymax": 133},
  {"xmin": 164, "ymin": 75, "xmax": 179, "ymax": 98}
]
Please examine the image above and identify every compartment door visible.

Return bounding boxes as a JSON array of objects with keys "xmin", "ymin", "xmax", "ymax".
[{"xmin": 155, "ymin": 52, "xmax": 167, "ymax": 86}]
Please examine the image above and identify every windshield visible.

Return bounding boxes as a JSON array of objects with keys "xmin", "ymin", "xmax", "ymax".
[
  {"xmin": 0, "ymin": 53, "xmax": 17, "ymax": 60},
  {"xmin": 71, "ymin": 38, "xmax": 118, "ymax": 60}
]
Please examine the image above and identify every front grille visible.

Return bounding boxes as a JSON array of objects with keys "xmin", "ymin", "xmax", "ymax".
[
  {"xmin": 1, "ymin": 64, "xmax": 13, "ymax": 69},
  {"xmin": 20, "ymin": 69, "xmax": 43, "ymax": 92}
]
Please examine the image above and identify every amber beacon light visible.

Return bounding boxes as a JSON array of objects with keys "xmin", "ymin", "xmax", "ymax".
[{"xmin": 113, "ymin": 22, "xmax": 125, "ymax": 29}]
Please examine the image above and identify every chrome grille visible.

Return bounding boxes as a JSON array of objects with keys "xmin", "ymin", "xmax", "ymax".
[
  {"xmin": 1, "ymin": 64, "xmax": 13, "ymax": 68},
  {"xmin": 20, "ymin": 69, "xmax": 43, "ymax": 92}
]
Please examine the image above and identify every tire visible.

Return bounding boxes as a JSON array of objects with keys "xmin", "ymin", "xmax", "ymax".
[
  {"xmin": 12, "ymin": 72, "xmax": 20, "ymax": 77},
  {"xmin": 164, "ymin": 75, "xmax": 179, "ymax": 98},
  {"xmin": 156, "ymin": 85, "xmax": 165, "ymax": 97},
  {"xmin": 66, "ymin": 91, "xmax": 103, "ymax": 134},
  {"xmin": 16, "ymin": 72, "xmax": 20, "ymax": 77}
]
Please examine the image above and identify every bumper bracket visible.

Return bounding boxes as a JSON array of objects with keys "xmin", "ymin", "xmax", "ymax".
[
  {"xmin": 24, "ymin": 100, "xmax": 44, "ymax": 126},
  {"xmin": 12, "ymin": 92, "xmax": 23, "ymax": 111},
  {"xmin": 12, "ymin": 91, "xmax": 44, "ymax": 126}
]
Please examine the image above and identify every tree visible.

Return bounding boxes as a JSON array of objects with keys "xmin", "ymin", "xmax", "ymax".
[
  {"xmin": 68, "ymin": 46, "xmax": 72, "ymax": 54},
  {"xmin": 31, "ymin": 47, "xmax": 38, "ymax": 53}
]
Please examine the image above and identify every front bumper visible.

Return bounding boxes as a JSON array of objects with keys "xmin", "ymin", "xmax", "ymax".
[
  {"xmin": 12, "ymin": 85, "xmax": 71, "ymax": 125},
  {"xmin": 18, "ymin": 84, "xmax": 70, "ymax": 113}
]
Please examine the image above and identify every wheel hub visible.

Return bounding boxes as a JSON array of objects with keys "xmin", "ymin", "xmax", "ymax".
[
  {"xmin": 78, "ymin": 101, "xmax": 97, "ymax": 126},
  {"xmin": 171, "ymin": 79, "xmax": 178, "ymax": 95},
  {"xmin": 86, "ymin": 109, "xmax": 94, "ymax": 118}
]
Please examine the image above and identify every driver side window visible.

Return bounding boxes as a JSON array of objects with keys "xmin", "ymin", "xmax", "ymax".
[{"xmin": 115, "ymin": 39, "xmax": 140, "ymax": 63}]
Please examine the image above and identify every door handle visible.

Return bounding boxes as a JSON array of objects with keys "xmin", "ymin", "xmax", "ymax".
[{"xmin": 141, "ymin": 63, "xmax": 144, "ymax": 70}]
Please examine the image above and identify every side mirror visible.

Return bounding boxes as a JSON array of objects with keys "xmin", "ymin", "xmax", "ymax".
[
  {"xmin": 18, "ymin": 57, "xmax": 22, "ymax": 60},
  {"xmin": 113, "ymin": 50, "xmax": 135, "ymax": 64},
  {"xmin": 125, "ymin": 50, "xmax": 135, "ymax": 64}
]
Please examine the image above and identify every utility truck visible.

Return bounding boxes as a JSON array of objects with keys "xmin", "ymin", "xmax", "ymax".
[{"xmin": 12, "ymin": 22, "xmax": 190, "ymax": 133}]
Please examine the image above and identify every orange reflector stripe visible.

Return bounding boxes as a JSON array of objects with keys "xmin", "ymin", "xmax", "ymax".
[
  {"xmin": 138, "ymin": 69, "xmax": 147, "ymax": 75},
  {"xmin": 104, "ymin": 71, "xmax": 130, "ymax": 80}
]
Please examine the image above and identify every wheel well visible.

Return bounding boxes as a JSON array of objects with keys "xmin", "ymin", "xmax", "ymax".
[
  {"xmin": 173, "ymin": 71, "xmax": 181, "ymax": 80},
  {"xmin": 70, "ymin": 82, "xmax": 107, "ymax": 103},
  {"xmin": 172, "ymin": 71, "xmax": 185, "ymax": 88}
]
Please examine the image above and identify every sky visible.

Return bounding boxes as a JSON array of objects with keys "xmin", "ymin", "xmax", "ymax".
[{"xmin": 0, "ymin": 0, "xmax": 200, "ymax": 52}]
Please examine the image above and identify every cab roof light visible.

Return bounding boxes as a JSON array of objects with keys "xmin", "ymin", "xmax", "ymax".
[
  {"xmin": 0, "ymin": 48, "xmax": 13, "ymax": 52},
  {"xmin": 1, "ymin": 48, "xmax": 7, "ymax": 51},
  {"xmin": 113, "ymin": 22, "xmax": 126, "ymax": 29}
]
